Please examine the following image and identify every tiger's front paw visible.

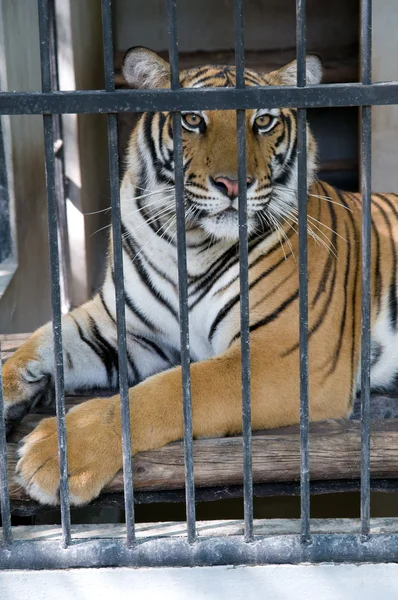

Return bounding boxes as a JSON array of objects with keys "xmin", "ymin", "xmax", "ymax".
[
  {"xmin": 15, "ymin": 398, "xmax": 122, "ymax": 506},
  {"xmin": 3, "ymin": 336, "xmax": 49, "ymax": 432}
]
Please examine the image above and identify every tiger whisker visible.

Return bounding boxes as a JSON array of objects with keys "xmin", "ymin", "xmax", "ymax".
[
  {"xmin": 123, "ymin": 205, "xmax": 176, "ymax": 238},
  {"xmin": 90, "ymin": 196, "xmax": 176, "ymax": 237},
  {"xmin": 272, "ymin": 192, "xmax": 342, "ymax": 251},
  {"xmin": 274, "ymin": 206, "xmax": 337, "ymax": 258},
  {"xmin": 125, "ymin": 213, "xmax": 177, "ymax": 264},
  {"xmin": 282, "ymin": 206, "xmax": 337, "ymax": 256},
  {"xmin": 84, "ymin": 206, "xmax": 112, "ymax": 216},
  {"xmin": 274, "ymin": 182, "xmax": 352, "ymax": 212},
  {"xmin": 264, "ymin": 212, "xmax": 290, "ymax": 261}
]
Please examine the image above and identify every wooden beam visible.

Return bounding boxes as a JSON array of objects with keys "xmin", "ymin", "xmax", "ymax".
[{"xmin": 7, "ymin": 418, "xmax": 398, "ymax": 503}]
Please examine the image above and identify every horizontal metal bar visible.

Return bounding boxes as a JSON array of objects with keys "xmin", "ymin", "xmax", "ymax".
[
  {"xmin": 2, "ymin": 533, "xmax": 398, "ymax": 569},
  {"xmin": 1, "ymin": 83, "xmax": 398, "ymax": 115}
]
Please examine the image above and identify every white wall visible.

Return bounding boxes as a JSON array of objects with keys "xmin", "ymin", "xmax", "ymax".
[{"xmin": 2, "ymin": 564, "xmax": 398, "ymax": 600}]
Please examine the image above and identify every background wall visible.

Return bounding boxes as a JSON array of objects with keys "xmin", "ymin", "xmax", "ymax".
[
  {"xmin": 114, "ymin": 0, "xmax": 358, "ymax": 55},
  {"xmin": 372, "ymin": 0, "xmax": 398, "ymax": 192},
  {"xmin": 0, "ymin": 0, "xmax": 50, "ymax": 333},
  {"xmin": 0, "ymin": 0, "xmax": 110, "ymax": 333}
]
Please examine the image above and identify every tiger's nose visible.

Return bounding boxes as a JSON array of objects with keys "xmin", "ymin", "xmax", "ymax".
[{"xmin": 212, "ymin": 176, "xmax": 254, "ymax": 199}]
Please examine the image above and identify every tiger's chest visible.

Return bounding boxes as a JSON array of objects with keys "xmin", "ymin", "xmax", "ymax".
[{"xmin": 122, "ymin": 234, "xmax": 249, "ymax": 362}]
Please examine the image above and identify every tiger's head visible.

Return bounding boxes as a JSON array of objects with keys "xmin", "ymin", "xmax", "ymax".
[{"xmin": 122, "ymin": 47, "xmax": 322, "ymax": 242}]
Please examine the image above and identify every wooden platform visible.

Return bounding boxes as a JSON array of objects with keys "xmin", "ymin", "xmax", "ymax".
[{"xmin": 3, "ymin": 333, "xmax": 398, "ymax": 512}]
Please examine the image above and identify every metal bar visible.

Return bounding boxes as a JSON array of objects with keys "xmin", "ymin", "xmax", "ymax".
[
  {"xmin": 0, "ymin": 117, "xmax": 12, "ymax": 264},
  {"xmin": 166, "ymin": 0, "xmax": 196, "ymax": 544},
  {"xmin": 234, "ymin": 0, "xmax": 253, "ymax": 543},
  {"xmin": 3, "ymin": 532, "xmax": 398, "ymax": 569},
  {"xmin": 296, "ymin": 0, "xmax": 310, "ymax": 544},
  {"xmin": 0, "ymin": 83, "xmax": 397, "ymax": 115},
  {"xmin": 101, "ymin": 0, "xmax": 135, "ymax": 547},
  {"xmin": 0, "ymin": 344, "xmax": 12, "ymax": 547},
  {"xmin": 48, "ymin": 0, "xmax": 71, "ymax": 312},
  {"xmin": 37, "ymin": 0, "xmax": 71, "ymax": 548},
  {"xmin": 360, "ymin": 0, "xmax": 372, "ymax": 539}
]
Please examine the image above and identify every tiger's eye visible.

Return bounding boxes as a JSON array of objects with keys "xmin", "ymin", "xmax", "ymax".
[
  {"xmin": 183, "ymin": 113, "xmax": 204, "ymax": 127},
  {"xmin": 255, "ymin": 114, "xmax": 273, "ymax": 129}
]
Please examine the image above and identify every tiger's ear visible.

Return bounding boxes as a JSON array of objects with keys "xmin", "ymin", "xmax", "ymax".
[
  {"xmin": 122, "ymin": 47, "xmax": 170, "ymax": 89},
  {"xmin": 269, "ymin": 55, "xmax": 322, "ymax": 86}
]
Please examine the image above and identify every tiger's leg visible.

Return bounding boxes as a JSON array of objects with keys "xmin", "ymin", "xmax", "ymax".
[
  {"xmin": 3, "ymin": 294, "xmax": 170, "ymax": 432},
  {"xmin": 15, "ymin": 337, "xmax": 351, "ymax": 505}
]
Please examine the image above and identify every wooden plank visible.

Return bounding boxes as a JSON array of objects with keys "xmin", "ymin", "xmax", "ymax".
[
  {"xmin": 0, "ymin": 333, "xmax": 31, "ymax": 362},
  {"xmin": 7, "ymin": 418, "xmax": 398, "ymax": 503},
  {"xmin": 2, "ymin": 518, "xmax": 398, "ymax": 544}
]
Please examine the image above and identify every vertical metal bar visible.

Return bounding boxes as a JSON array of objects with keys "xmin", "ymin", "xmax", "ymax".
[
  {"xmin": 101, "ymin": 0, "xmax": 135, "ymax": 546},
  {"xmin": 0, "ymin": 345, "xmax": 12, "ymax": 547},
  {"xmin": 48, "ymin": 0, "xmax": 71, "ymax": 313},
  {"xmin": 360, "ymin": 0, "xmax": 372, "ymax": 539},
  {"xmin": 166, "ymin": 0, "xmax": 196, "ymax": 544},
  {"xmin": 0, "ymin": 117, "xmax": 12, "ymax": 264},
  {"xmin": 234, "ymin": 0, "xmax": 253, "ymax": 543},
  {"xmin": 38, "ymin": 0, "xmax": 71, "ymax": 547},
  {"xmin": 296, "ymin": 0, "xmax": 310, "ymax": 543}
]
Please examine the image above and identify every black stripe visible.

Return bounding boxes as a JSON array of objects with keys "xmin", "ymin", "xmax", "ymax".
[
  {"xmin": 99, "ymin": 290, "xmax": 116, "ymax": 324},
  {"xmin": 111, "ymin": 269, "xmax": 157, "ymax": 333},
  {"xmin": 144, "ymin": 111, "xmax": 172, "ymax": 187},
  {"xmin": 244, "ymin": 75, "xmax": 262, "ymax": 86},
  {"xmin": 121, "ymin": 223, "xmax": 179, "ymax": 319},
  {"xmin": 375, "ymin": 194, "xmax": 398, "ymax": 329},
  {"xmin": 230, "ymin": 288, "xmax": 299, "ymax": 345},
  {"xmin": 89, "ymin": 316, "xmax": 120, "ymax": 386},
  {"xmin": 282, "ymin": 186, "xmax": 339, "ymax": 358},
  {"xmin": 138, "ymin": 245, "xmax": 176, "ymax": 286},
  {"xmin": 326, "ymin": 222, "xmax": 351, "ymax": 376},
  {"xmin": 190, "ymin": 234, "xmax": 268, "ymax": 298},
  {"xmin": 65, "ymin": 351, "xmax": 73, "ymax": 370},
  {"xmin": 208, "ymin": 253, "xmax": 290, "ymax": 343},
  {"xmin": 89, "ymin": 316, "xmax": 140, "ymax": 385},
  {"xmin": 251, "ymin": 266, "xmax": 296, "ymax": 311},
  {"xmin": 132, "ymin": 334, "xmax": 170, "ymax": 364},
  {"xmin": 273, "ymin": 113, "xmax": 297, "ymax": 187},
  {"xmin": 70, "ymin": 315, "xmax": 112, "ymax": 383},
  {"xmin": 191, "ymin": 72, "xmax": 227, "ymax": 86},
  {"xmin": 188, "ymin": 242, "xmax": 239, "ymax": 296},
  {"xmin": 341, "ymin": 191, "xmax": 361, "ymax": 386},
  {"xmin": 311, "ymin": 186, "xmax": 339, "ymax": 307},
  {"xmin": 369, "ymin": 204, "xmax": 382, "ymax": 315},
  {"xmin": 144, "ymin": 112, "xmax": 161, "ymax": 169},
  {"xmin": 157, "ymin": 112, "xmax": 168, "ymax": 163}
]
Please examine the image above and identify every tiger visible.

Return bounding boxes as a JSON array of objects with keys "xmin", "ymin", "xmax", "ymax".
[{"xmin": 3, "ymin": 47, "xmax": 398, "ymax": 506}]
